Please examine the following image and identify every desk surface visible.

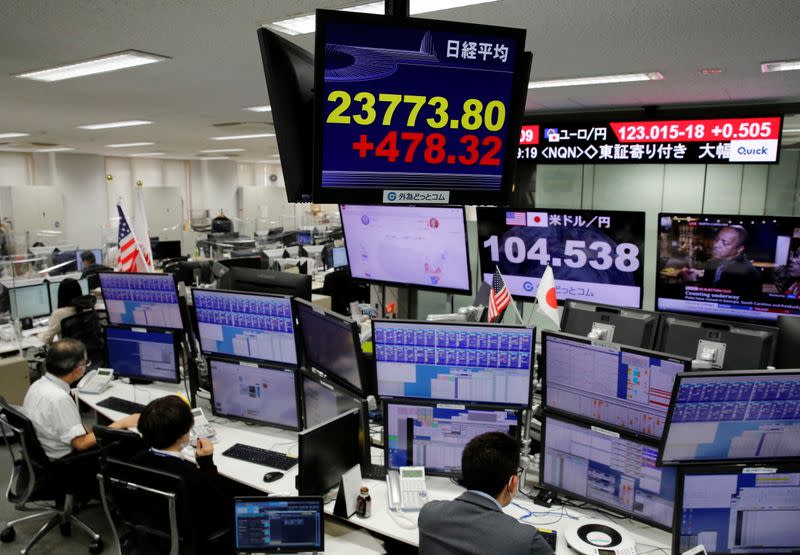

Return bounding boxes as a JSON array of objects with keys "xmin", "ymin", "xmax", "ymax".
[{"xmin": 79, "ymin": 381, "xmax": 672, "ymax": 553}]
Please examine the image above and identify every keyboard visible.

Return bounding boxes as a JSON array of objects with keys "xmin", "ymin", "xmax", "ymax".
[
  {"xmin": 361, "ymin": 463, "xmax": 387, "ymax": 480},
  {"xmin": 96, "ymin": 396, "xmax": 147, "ymax": 415},
  {"xmin": 222, "ymin": 443, "xmax": 297, "ymax": 470}
]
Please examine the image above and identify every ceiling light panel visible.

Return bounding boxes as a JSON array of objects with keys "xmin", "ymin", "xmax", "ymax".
[
  {"xmin": 761, "ymin": 59, "xmax": 800, "ymax": 73},
  {"xmin": 528, "ymin": 72, "xmax": 663, "ymax": 89},
  {"xmin": 15, "ymin": 50, "xmax": 168, "ymax": 82},
  {"xmin": 0, "ymin": 132, "xmax": 30, "ymax": 139},
  {"xmin": 210, "ymin": 133, "xmax": 275, "ymax": 140},
  {"xmin": 106, "ymin": 142, "xmax": 156, "ymax": 148},
  {"xmin": 130, "ymin": 152, "xmax": 164, "ymax": 157},
  {"xmin": 36, "ymin": 147, "xmax": 75, "ymax": 152},
  {"xmin": 199, "ymin": 148, "xmax": 245, "ymax": 153},
  {"xmin": 244, "ymin": 105, "xmax": 272, "ymax": 112},
  {"xmin": 78, "ymin": 120, "xmax": 152, "ymax": 130}
]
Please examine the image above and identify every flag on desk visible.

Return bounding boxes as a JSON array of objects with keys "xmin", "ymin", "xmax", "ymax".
[
  {"xmin": 535, "ymin": 265, "xmax": 560, "ymax": 328},
  {"xmin": 133, "ymin": 186, "xmax": 154, "ymax": 272},
  {"xmin": 116, "ymin": 205, "xmax": 150, "ymax": 273},
  {"xmin": 488, "ymin": 269, "xmax": 511, "ymax": 322}
]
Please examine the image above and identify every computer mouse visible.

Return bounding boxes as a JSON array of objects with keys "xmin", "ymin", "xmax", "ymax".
[{"xmin": 263, "ymin": 471, "xmax": 284, "ymax": 483}]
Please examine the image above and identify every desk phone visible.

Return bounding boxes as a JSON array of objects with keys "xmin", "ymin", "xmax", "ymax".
[
  {"xmin": 77, "ymin": 368, "xmax": 114, "ymax": 394},
  {"xmin": 190, "ymin": 407, "xmax": 217, "ymax": 443},
  {"xmin": 387, "ymin": 466, "xmax": 428, "ymax": 511}
]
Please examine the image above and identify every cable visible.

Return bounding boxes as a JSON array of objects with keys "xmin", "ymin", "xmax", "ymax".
[{"xmin": 635, "ymin": 544, "xmax": 669, "ymax": 555}]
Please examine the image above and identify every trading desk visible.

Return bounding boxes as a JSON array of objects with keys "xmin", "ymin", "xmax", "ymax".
[{"xmin": 80, "ymin": 381, "xmax": 672, "ymax": 553}]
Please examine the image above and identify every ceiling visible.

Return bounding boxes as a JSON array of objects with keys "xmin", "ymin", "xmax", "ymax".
[{"xmin": 1, "ymin": 0, "xmax": 799, "ymax": 161}]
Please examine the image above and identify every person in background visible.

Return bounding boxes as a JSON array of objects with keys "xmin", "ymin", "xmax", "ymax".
[
  {"xmin": 774, "ymin": 241, "xmax": 800, "ymax": 295},
  {"xmin": 419, "ymin": 432, "xmax": 554, "ymax": 555},
  {"xmin": 80, "ymin": 251, "xmax": 113, "ymax": 289},
  {"xmin": 40, "ymin": 278, "xmax": 84, "ymax": 344}
]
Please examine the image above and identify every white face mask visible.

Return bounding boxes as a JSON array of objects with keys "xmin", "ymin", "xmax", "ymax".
[{"xmin": 178, "ymin": 433, "xmax": 190, "ymax": 450}]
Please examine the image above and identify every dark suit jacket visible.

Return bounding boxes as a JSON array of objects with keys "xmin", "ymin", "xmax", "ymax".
[{"xmin": 419, "ymin": 491, "xmax": 555, "ymax": 555}]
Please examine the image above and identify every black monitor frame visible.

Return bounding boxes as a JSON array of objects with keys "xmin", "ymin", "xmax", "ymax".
[
  {"xmin": 540, "ymin": 330, "xmax": 691, "ymax": 441},
  {"xmin": 297, "ymin": 408, "xmax": 362, "ymax": 496},
  {"xmin": 98, "ymin": 271, "xmax": 184, "ymax": 331},
  {"xmin": 151, "ymin": 240, "xmax": 182, "ymax": 261},
  {"xmin": 104, "ymin": 325, "xmax": 182, "ymax": 384},
  {"xmin": 233, "ymin": 496, "xmax": 324, "ymax": 554},
  {"xmin": 775, "ymin": 315, "xmax": 800, "ymax": 369},
  {"xmin": 658, "ymin": 369, "xmax": 800, "ymax": 467},
  {"xmin": 206, "ymin": 356, "xmax": 302, "ymax": 432},
  {"xmin": 560, "ymin": 299, "xmax": 661, "ymax": 349},
  {"xmin": 215, "ymin": 267, "xmax": 312, "ymax": 301},
  {"xmin": 8, "ymin": 282, "xmax": 53, "ymax": 319}
]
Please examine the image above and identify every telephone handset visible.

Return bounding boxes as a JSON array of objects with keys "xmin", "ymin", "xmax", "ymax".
[
  {"xmin": 387, "ymin": 466, "xmax": 428, "ymax": 511},
  {"xmin": 190, "ymin": 407, "xmax": 217, "ymax": 444},
  {"xmin": 77, "ymin": 368, "xmax": 114, "ymax": 394}
]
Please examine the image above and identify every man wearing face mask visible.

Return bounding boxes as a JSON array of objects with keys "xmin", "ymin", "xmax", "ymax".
[{"xmin": 419, "ymin": 432, "xmax": 554, "ymax": 555}]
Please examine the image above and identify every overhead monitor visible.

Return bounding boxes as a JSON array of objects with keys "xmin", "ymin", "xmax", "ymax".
[
  {"xmin": 208, "ymin": 358, "xmax": 301, "ymax": 431},
  {"xmin": 234, "ymin": 497, "xmax": 324, "ymax": 554},
  {"xmin": 105, "ymin": 327, "xmax": 181, "ymax": 384},
  {"xmin": 216, "ymin": 267, "xmax": 312, "ymax": 301},
  {"xmin": 384, "ymin": 400, "xmax": 519, "ymax": 477},
  {"xmin": 656, "ymin": 213, "xmax": 800, "ymax": 321},
  {"xmin": 9, "ymin": 283, "xmax": 51, "ymax": 320},
  {"xmin": 340, "ymin": 204, "xmax": 471, "ymax": 294},
  {"xmin": 674, "ymin": 466, "xmax": 800, "ymax": 555},
  {"xmin": 294, "ymin": 298, "xmax": 364, "ymax": 394},
  {"xmin": 541, "ymin": 413, "xmax": 676, "ymax": 530},
  {"xmin": 99, "ymin": 272, "xmax": 183, "ymax": 330},
  {"xmin": 374, "ymin": 320, "xmax": 534, "ymax": 407},
  {"xmin": 192, "ymin": 289, "xmax": 298, "ymax": 366},
  {"xmin": 477, "ymin": 207, "xmax": 646, "ymax": 307},
  {"xmin": 75, "ymin": 249, "xmax": 103, "ymax": 272},
  {"xmin": 659, "ymin": 370, "xmax": 800, "ymax": 466},
  {"xmin": 655, "ymin": 312, "xmax": 778, "ymax": 370},
  {"xmin": 313, "ymin": 10, "xmax": 528, "ymax": 205},
  {"xmin": 297, "ymin": 409, "xmax": 361, "ymax": 496},
  {"xmin": 48, "ymin": 278, "xmax": 89, "ymax": 306},
  {"xmin": 541, "ymin": 331, "xmax": 690, "ymax": 439},
  {"xmin": 560, "ymin": 300, "xmax": 660, "ymax": 349}
]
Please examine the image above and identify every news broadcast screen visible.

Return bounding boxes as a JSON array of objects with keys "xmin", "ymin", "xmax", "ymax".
[
  {"xmin": 476, "ymin": 208, "xmax": 645, "ymax": 307},
  {"xmin": 656, "ymin": 214, "xmax": 800, "ymax": 321}
]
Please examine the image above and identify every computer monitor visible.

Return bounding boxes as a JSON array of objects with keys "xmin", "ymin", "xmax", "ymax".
[
  {"xmin": 296, "ymin": 231, "xmax": 312, "ymax": 245},
  {"xmin": 374, "ymin": 320, "xmax": 534, "ymax": 407},
  {"xmin": 208, "ymin": 358, "xmax": 301, "ymax": 431},
  {"xmin": 192, "ymin": 289, "xmax": 298, "ymax": 366},
  {"xmin": 656, "ymin": 312, "xmax": 778, "ymax": 370},
  {"xmin": 47, "ymin": 278, "xmax": 89, "ymax": 307},
  {"xmin": 294, "ymin": 298, "xmax": 364, "ymax": 395},
  {"xmin": 329, "ymin": 246, "xmax": 347, "ymax": 269},
  {"xmin": 105, "ymin": 327, "xmax": 181, "ymax": 384},
  {"xmin": 560, "ymin": 300, "xmax": 661, "ymax": 349},
  {"xmin": 9, "ymin": 283, "xmax": 51, "ymax": 320},
  {"xmin": 234, "ymin": 497, "xmax": 324, "ymax": 554},
  {"xmin": 659, "ymin": 370, "xmax": 800, "ymax": 466},
  {"xmin": 218, "ymin": 256, "xmax": 262, "ymax": 270},
  {"xmin": 775, "ymin": 315, "xmax": 800, "ymax": 368},
  {"xmin": 49, "ymin": 250, "xmax": 79, "ymax": 275},
  {"xmin": 216, "ymin": 267, "xmax": 312, "ymax": 301},
  {"xmin": 297, "ymin": 409, "xmax": 361, "ymax": 496},
  {"xmin": 383, "ymin": 400, "xmax": 519, "ymax": 477},
  {"xmin": 541, "ymin": 412, "xmax": 677, "ymax": 530},
  {"xmin": 301, "ymin": 373, "xmax": 365, "ymax": 430},
  {"xmin": 151, "ymin": 240, "xmax": 182, "ymax": 261},
  {"xmin": 673, "ymin": 466, "xmax": 800, "ymax": 555},
  {"xmin": 99, "ymin": 272, "xmax": 184, "ymax": 330},
  {"xmin": 75, "ymin": 249, "xmax": 103, "ymax": 272},
  {"xmin": 284, "ymin": 245, "xmax": 300, "ymax": 258},
  {"xmin": 163, "ymin": 259, "xmax": 214, "ymax": 286},
  {"xmin": 541, "ymin": 331, "xmax": 691, "ymax": 440}
]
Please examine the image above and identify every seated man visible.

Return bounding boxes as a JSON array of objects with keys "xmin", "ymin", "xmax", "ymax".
[
  {"xmin": 79, "ymin": 251, "xmax": 113, "ymax": 290},
  {"xmin": 419, "ymin": 432, "xmax": 554, "ymax": 555}
]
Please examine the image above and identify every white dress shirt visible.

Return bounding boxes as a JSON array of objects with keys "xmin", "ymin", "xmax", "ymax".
[{"xmin": 22, "ymin": 373, "xmax": 86, "ymax": 460}]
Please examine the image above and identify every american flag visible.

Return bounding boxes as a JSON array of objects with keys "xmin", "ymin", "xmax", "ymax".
[
  {"xmin": 505, "ymin": 211, "xmax": 526, "ymax": 226},
  {"xmin": 488, "ymin": 269, "xmax": 511, "ymax": 322},
  {"xmin": 117, "ymin": 205, "xmax": 147, "ymax": 272}
]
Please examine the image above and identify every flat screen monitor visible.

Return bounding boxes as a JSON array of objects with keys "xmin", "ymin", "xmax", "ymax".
[
  {"xmin": 152, "ymin": 240, "xmax": 182, "ymax": 261},
  {"xmin": 297, "ymin": 409, "xmax": 360, "ymax": 495},
  {"xmin": 75, "ymin": 249, "xmax": 103, "ymax": 272},
  {"xmin": 312, "ymin": 10, "xmax": 527, "ymax": 205},
  {"xmin": 374, "ymin": 320, "xmax": 534, "ymax": 407},
  {"xmin": 192, "ymin": 289, "xmax": 298, "ymax": 366},
  {"xmin": 218, "ymin": 256, "xmax": 262, "ymax": 270},
  {"xmin": 384, "ymin": 400, "xmax": 519, "ymax": 477},
  {"xmin": 208, "ymin": 358, "xmax": 301, "ymax": 431},
  {"xmin": 655, "ymin": 312, "xmax": 778, "ymax": 370},
  {"xmin": 296, "ymin": 231, "xmax": 312, "ymax": 245},
  {"xmin": 216, "ymin": 267, "xmax": 312, "ymax": 301},
  {"xmin": 659, "ymin": 370, "xmax": 800, "ymax": 466},
  {"xmin": 48, "ymin": 278, "xmax": 89, "ymax": 307},
  {"xmin": 339, "ymin": 204, "xmax": 471, "ymax": 294},
  {"xmin": 330, "ymin": 246, "xmax": 347, "ymax": 269},
  {"xmin": 477, "ymin": 207, "xmax": 646, "ymax": 306},
  {"xmin": 50, "ymin": 250, "xmax": 79, "ymax": 275},
  {"xmin": 656, "ymin": 213, "xmax": 800, "ymax": 321},
  {"xmin": 234, "ymin": 497, "xmax": 324, "ymax": 554},
  {"xmin": 105, "ymin": 326, "xmax": 180, "ymax": 384},
  {"xmin": 9, "ymin": 283, "xmax": 51, "ymax": 319},
  {"xmin": 775, "ymin": 314, "xmax": 800, "ymax": 369},
  {"xmin": 541, "ymin": 413, "xmax": 677, "ymax": 530},
  {"xmin": 560, "ymin": 300, "xmax": 660, "ymax": 349},
  {"xmin": 674, "ymin": 466, "xmax": 800, "ymax": 555},
  {"xmin": 301, "ymin": 373, "xmax": 364, "ymax": 430},
  {"xmin": 542, "ymin": 331, "xmax": 690, "ymax": 439},
  {"xmin": 99, "ymin": 272, "xmax": 183, "ymax": 330}
]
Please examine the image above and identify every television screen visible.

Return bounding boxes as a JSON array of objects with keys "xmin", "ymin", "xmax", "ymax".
[
  {"xmin": 313, "ymin": 10, "xmax": 527, "ymax": 205},
  {"xmin": 477, "ymin": 207, "xmax": 645, "ymax": 306},
  {"xmin": 340, "ymin": 204, "xmax": 471, "ymax": 294},
  {"xmin": 656, "ymin": 213, "xmax": 800, "ymax": 321}
]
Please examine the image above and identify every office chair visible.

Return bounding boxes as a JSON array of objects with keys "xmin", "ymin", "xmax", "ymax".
[
  {"xmin": 60, "ymin": 299, "xmax": 107, "ymax": 369},
  {"xmin": 92, "ymin": 426, "xmax": 146, "ymax": 461},
  {"xmin": 0, "ymin": 397, "xmax": 104, "ymax": 554},
  {"xmin": 98, "ymin": 458, "xmax": 228, "ymax": 555}
]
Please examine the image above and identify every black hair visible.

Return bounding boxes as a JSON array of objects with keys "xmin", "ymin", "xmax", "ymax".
[
  {"xmin": 720, "ymin": 225, "xmax": 749, "ymax": 248},
  {"xmin": 138, "ymin": 396, "xmax": 194, "ymax": 449},
  {"xmin": 81, "ymin": 251, "xmax": 96, "ymax": 265},
  {"xmin": 57, "ymin": 278, "xmax": 83, "ymax": 309},
  {"xmin": 461, "ymin": 432, "xmax": 519, "ymax": 498},
  {"xmin": 46, "ymin": 338, "xmax": 87, "ymax": 377}
]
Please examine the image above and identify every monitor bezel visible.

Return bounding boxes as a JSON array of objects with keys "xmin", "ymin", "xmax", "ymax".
[
  {"xmin": 339, "ymin": 204, "xmax": 473, "ymax": 295},
  {"xmin": 104, "ymin": 325, "xmax": 182, "ymax": 384},
  {"xmin": 191, "ymin": 288, "xmax": 300, "ymax": 368},
  {"xmin": 293, "ymin": 297, "xmax": 366, "ymax": 396},
  {"xmin": 233, "ymin": 495, "xmax": 325, "ymax": 554},
  {"xmin": 539, "ymin": 410, "xmax": 674, "ymax": 531},
  {"xmin": 382, "ymin": 398, "xmax": 521, "ymax": 478},
  {"xmin": 540, "ymin": 330, "xmax": 691, "ymax": 441},
  {"xmin": 207, "ymin": 356, "xmax": 302, "ymax": 432},
  {"xmin": 372, "ymin": 318, "xmax": 535, "ymax": 408},
  {"xmin": 658, "ymin": 368, "xmax": 800, "ymax": 466},
  {"xmin": 98, "ymin": 271, "xmax": 184, "ymax": 331},
  {"xmin": 8, "ymin": 282, "xmax": 53, "ymax": 320},
  {"xmin": 560, "ymin": 299, "xmax": 661, "ymax": 349}
]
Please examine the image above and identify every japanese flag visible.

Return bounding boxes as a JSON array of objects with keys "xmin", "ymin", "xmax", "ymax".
[
  {"xmin": 535, "ymin": 266, "xmax": 560, "ymax": 328},
  {"xmin": 526, "ymin": 212, "xmax": 548, "ymax": 227}
]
